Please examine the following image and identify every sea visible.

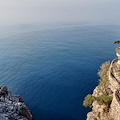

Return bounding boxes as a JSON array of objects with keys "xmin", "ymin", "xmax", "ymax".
[{"xmin": 0, "ymin": 22, "xmax": 119, "ymax": 120}]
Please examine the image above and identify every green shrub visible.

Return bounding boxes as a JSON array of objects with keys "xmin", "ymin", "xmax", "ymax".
[
  {"xmin": 83, "ymin": 61, "xmax": 112, "ymax": 109},
  {"xmin": 83, "ymin": 94, "xmax": 95, "ymax": 107},
  {"xmin": 98, "ymin": 61, "xmax": 110, "ymax": 79},
  {"xmin": 94, "ymin": 118, "xmax": 97, "ymax": 120},
  {"xmin": 98, "ymin": 61, "xmax": 110, "ymax": 88},
  {"xmin": 95, "ymin": 94, "xmax": 112, "ymax": 106},
  {"xmin": 83, "ymin": 94, "xmax": 112, "ymax": 107}
]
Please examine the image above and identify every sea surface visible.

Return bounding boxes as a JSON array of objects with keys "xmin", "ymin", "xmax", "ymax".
[{"xmin": 0, "ymin": 23, "xmax": 119, "ymax": 120}]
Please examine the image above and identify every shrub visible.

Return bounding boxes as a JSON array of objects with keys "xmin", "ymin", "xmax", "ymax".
[
  {"xmin": 95, "ymin": 94, "xmax": 112, "ymax": 106},
  {"xmin": 83, "ymin": 94, "xmax": 95, "ymax": 107},
  {"xmin": 98, "ymin": 61, "xmax": 110, "ymax": 79},
  {"xmin": 83, "ymin": 61, "xmax": 112, "ymax": 109},
  {"xmin": 98, "ymin": 61, "xmax": 110, "ymax": 88},
  {"xmin": 83, "ymin": 94, "xmax": 112, "ymax": 107}
]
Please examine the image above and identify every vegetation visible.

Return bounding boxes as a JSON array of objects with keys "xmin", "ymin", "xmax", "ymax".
[
  {"xmin": 83, "ymin": 94, "xmax": 95, "ymax": 107},
  {"xmin": 94, "ymin": 118, "xmax": 97, "ymax": 120},
  {"xmin": 113, "ymin": 41, "xmax": 120, "ymax": 44},
  {"xmin": 98, "ymin": 61, "xmax": 110, "ymax": 88},
  {"xmin": 95, "ymin": 94, "xmax": 112, "ymax": 106},
  {"xmin": 83, "ymin": 94, "xmax": 112, "ymax": 107},
  {"xmin": 83, "ymin": 61, "xmax": 112, "ymax": 108}
]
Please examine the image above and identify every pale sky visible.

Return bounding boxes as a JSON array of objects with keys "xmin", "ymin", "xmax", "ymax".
[{"xmin": 0, "ymin": 0, "xmax": 120, "ymax": 25}]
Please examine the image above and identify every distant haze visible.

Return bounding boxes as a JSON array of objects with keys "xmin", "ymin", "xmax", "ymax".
[{"xmin": 0, "ymin": 0, "xmax": 120, "ymax": 25}]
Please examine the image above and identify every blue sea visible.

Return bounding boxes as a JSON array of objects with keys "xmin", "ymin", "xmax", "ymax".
[{"xmin": 0, "ymin": 22, "xmax": 119, "ymax": 120}]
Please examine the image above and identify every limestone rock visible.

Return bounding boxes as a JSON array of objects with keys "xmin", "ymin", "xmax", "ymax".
[
  {"xmin": 87, "ymin": 112, "xmax": 96, "ymax": 120},
  {"xmin": 86, "ymin": 59, "xmax": 119, "ymax": 120}
]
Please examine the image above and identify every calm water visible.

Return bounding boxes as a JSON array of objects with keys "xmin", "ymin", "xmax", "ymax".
[{"xmin": 0, "ymin": 23, "xmax": 119, "ymax": 120}]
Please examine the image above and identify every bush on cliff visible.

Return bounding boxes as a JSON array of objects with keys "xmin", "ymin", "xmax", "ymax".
[
  {"xmin": 95, "ymin": 94, "xmax": 112, "ymax": 106},
  {"xmin": 83, "ymin": 94, "xmax": 95, "ymax": 107},
  {"xmin": 83, "ymin": 94, "xmax": 112, "ymax": 107},
  {"xmin": 83, "ymin": 61, "xmax": 112, "ymax": 108},
  {"xmin": 98, "ymin": 61, "xmax": 110, "ymax": 79},
  {"xmin": 98, "ymin": 61, "xmax": 110, "ymax": 88}
]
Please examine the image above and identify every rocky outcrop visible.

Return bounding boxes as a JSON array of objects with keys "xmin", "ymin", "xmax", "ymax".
[
  {"xmin": 87, "ymin": 86, "xmax": 112, "ymax": 120},
  {"xmin": 108, "ymin": 59, "xmax": 120, "ymax": 120},
  {"xmin": 0, "ymin": 85, "xmax": 33, "ymax": 120},
  {"xmin": 86, "ymin": 59, "xmax": 120, "ymax": 120}
]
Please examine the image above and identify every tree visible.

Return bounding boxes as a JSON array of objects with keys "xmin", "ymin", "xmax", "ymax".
[{"xmin": 113, "ymin": 41, "xmax": 120, "ymax": 44}]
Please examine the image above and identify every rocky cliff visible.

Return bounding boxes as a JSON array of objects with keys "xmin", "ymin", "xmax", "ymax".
[
  {"xmin": 86, "ymin": 59, "xmax": 120, "ymax": 120},
  {"xmin": 0, "ymin": 85, "xmax": 33, "ymax": 120}
]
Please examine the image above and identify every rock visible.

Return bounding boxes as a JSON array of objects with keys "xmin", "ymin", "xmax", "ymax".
[
  {"xmin": 87, "ymin": 112, "xmax": 95, "ymax": 120},
  {"xmin": 17, "ymin": 103, "xmax": 32, "ymax": 120},
  {"xmin": 86, "ymin": 59, "xmax": 119, "ymax": 120},
  {"xmin": 0, "ymin": 86, "xmax": 8, "ymax": 95},
  {"xmin": 0, "ymin": 85, "xmax": 33, "ymax": 120}
]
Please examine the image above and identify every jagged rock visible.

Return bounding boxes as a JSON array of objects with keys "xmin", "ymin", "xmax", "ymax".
[
  {"xmin": 0, "ymin": 86, "xmax": 33, "ymax": 120},
  {"xmin": 0, "ymin": 86, "xmax": 8, "ymax": 95},
  {"xmin": 92, "ymin": 101, "xmax": 106, "ymax": 112},
  {"xmin": 87, "ymin": 112, "xmax": 96, "ymax": 120},
  {"xmin": 92, "ymin": 87, "xmax": 102, "ymax": 97}
]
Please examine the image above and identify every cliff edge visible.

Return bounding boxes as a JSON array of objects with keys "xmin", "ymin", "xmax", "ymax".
[
  {"xmin": 0, "ymin": 85, "xmax": 33, "ymax": 120},
  {"xmin": 85, "ymin": 59, "xmax": 120, "ymax": 120}
]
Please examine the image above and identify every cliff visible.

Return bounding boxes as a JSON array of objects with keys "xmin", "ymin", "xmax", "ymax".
[
  {"xmin": 0, "ymin": 85, "xmax": 33, "ymax": 120},
  {"xmin": 86, "ymin": 59, "xmax": 120, "ymax": 120}
]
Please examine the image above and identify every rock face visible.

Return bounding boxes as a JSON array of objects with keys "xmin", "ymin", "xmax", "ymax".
[
  {"xmin": 86, "ymin": 59, "xmax": 120, "ymax": 120},
  {"xmin": 0, "ymin": 85, "xmax": 33, "ymax": 120},
  {"xmin": 109, "ymin": 59, "xmax": 120, "ymax": 120},
  {"xmin": 87, "ymin": 86, "xmax": 112, "ymax": 120}
]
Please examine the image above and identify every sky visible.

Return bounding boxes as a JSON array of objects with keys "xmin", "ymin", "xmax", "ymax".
[{"xmin": 0, "ymin": 0, "xmax": 120, "ymax": 25}]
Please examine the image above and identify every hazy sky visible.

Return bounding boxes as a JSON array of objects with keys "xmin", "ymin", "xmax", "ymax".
[{"xmin": 0, "ymin": 0, "xmax": 120, "ymax": 25}]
